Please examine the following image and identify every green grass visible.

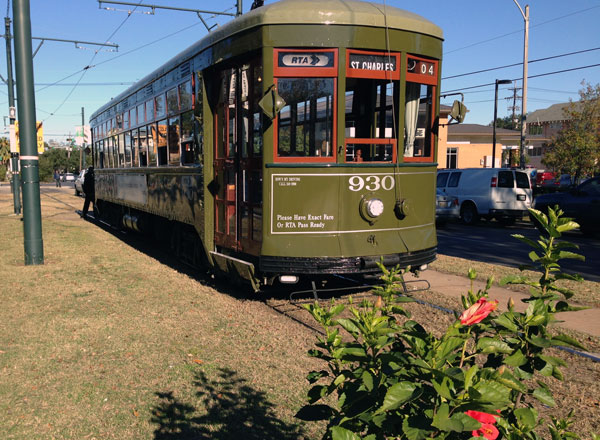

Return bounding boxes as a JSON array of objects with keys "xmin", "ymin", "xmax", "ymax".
[{"xmin": 0, "ymin": 189, "xmax": 322, "ymax": 439}]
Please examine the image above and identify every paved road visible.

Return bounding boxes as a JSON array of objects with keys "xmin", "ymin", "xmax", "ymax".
[{"xmin": 437, "ymin": 220, "xmax": 600, "ymax": 282}]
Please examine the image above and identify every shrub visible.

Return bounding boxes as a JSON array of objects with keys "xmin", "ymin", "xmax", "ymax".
[{"xmin": 299, "ymin": 206, "xmax": 594, "ymax": 440}]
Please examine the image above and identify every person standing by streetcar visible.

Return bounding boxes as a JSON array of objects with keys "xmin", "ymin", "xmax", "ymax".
[{"xmin": 81, "ymin": 167, "xmax": 95, "ymax": 218}]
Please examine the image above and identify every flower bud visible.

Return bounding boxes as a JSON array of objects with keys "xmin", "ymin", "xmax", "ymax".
[
  {"xmin": 374, "ymin": 296, "xmax": 383, "ymax": 309},
  {"xmin": 508, "ymin": 297, "xmax": 515, "ymax": 310}
]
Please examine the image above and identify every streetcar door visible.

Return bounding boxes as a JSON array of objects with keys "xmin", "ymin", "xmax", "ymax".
[{"xmin": 214, "ymin": 62, "xmax": 263, "ymax": 254}]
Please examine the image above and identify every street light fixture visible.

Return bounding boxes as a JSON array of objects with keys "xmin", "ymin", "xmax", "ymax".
[{"xmin": 493, "ymin": 79, "xmax": 512, "ymax": 168}]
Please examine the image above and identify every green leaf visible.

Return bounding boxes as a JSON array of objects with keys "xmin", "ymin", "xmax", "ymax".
[
  {"xmin": 476, "ymin": 337, "xmax": 513, "ymax": 354},
  {"xmin": 332, "ymin": 346, "xmax": 367, "ymax": 361},
  {"xmin": 464, "ymin": 365, "xmax": 478, "ymax": 391},
  {"xmin": 307, "ymin": 370, "xmax": 329, "ymax": 383},
  {"xmin": 431, "ymin": 377, "xmax": 453, "ymax": 400},
  {"xmin": 432, "ymin": 403, "xmax": 464, "ymax": 432},
  {"xmin": 533, "ymin": 385, "xmax": 556, "ymax": 407},
  {"xmin": 557, "ymin": 250, "xmax": 585, "ymax": 261},
  {"xmin": 453, "ymin": 411, "xmax": 483, "ymax": 431},
  {"xmin": 361, "ymin": 370, "xmax": 374, "ymax": 392},
  {"xmin": 504, "ymin": 349, "xmax": 527, "ymax": 367},
  {"xmin": 307, "ymin": 384, "xmax": 328, "ymax": 404},
  {"xmin": 550, "ymin": 333, "xmax": 586, "ymax": 350},
  {"xmin": 331, "ymin": 425, "xmax": 361, "ymax": 440},
  {"xmin": 493, "ymin": 314, "xmax": 518, "ymax": 332},
  {"xmin": 436, "ymin": 336, "xmax": 464, "ymax": 361},
  {"xmin": 473, "ymin": 380, "xmax": 510, "ymax": 404},
  {"xmin": 555, "ymin": 221, "xmax": 581, "ymax": 233},
  {"xmin": 514, "ymin": 407, "xmax": 538, "ymax": 430},
  {"xmin": 403, "ymin": 416, "xmax": 434, "ymax": 440},
  {"xmin": 377, "ymin": 382, "xmax": 418, "ymax": 413}
]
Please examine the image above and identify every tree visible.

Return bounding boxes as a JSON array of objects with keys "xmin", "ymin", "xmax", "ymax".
[
  {"xmin": 542, "ymin": 82, "xmax": 600, "ymax": 182},
  {"xmin": 489, "ymin": 115, "xmax": 516, "ymax": 130},
  {"xmin": 0, "ymin": 137, "xmax": 10, "ymax": 166}
]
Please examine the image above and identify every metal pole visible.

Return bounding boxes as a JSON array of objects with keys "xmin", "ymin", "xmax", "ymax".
[
  {"xmin": 237, "ymin": 0, "xmax": 242, "ymax": 16},
  {"xmin": 493, "ymin": 81, "xmax": 499, "ymax": 169},
  {"xmin": 513, "ymin": 1, "xmax": 529, "ymax": 169},
  {"xmin": 5, "ymin": 17, "xmax": 21, "ymax": 214},
  {"xmin": 81, "ymin": 107, "xmax": 85, "ymax": 170},
  {"xmin": 13, "ymin": 0, "xmax": 43, "ymax": 265}
]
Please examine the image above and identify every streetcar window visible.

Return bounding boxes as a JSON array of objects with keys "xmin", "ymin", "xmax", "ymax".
[
  {"xmin": 139, "ymin": 126, "xmax": 148, "ymax": 166},
  {"xmin": 168, "ymin": 116, "xmax": 181, "ymax": 165},
  {"xmin": 345, "ymin": 79, "xmax": 397, "ymax": 140},
  {"xmin": 118, "ymin": 134, "xmax": 125, "ymax": 167},
  {"xmin": 404, "ymin": 82, "xmax": 433, "ymax": 159},
  {"xmin": 155, "ymin": 95, "xmax": 166, "ymax": 119},
  {"xmin": 147, "ymin": 125, "xmax": 156, "ymax": 166},
  {"xmin": 124, "ymin": 131, "xmax": 132, "ymax": 166},
  {"xmin": 156, "ymin": 120, "xmax": 168, "ymax": 166},
  {"xmin": 167, "ymin": 87, "xmax": 179, "ymax": 116},
  {"xmin": 277, "ymin": 78, "xmax": 334, "ymax": 158},
  {"xmin": 345, "ymin": 142, "xmax": 394, "ymax": 162},
  {"xmin": 179, "ymin": 80, "xmax": 193, "ymax": 111},
  {"xmin": 181, "ymin": 110, "xmax": 195, "ymax": 165},
  {"xmin": 123, "ymin": 111, "xmax": 129, "ymax": 130},
  {"xmin": 252, "ymin": 64, "xmax": 263, "ymax": 157},
  {"xmin": 194, "ymin": 72, "xmax": 204, "ymax": 161},
  {"xmin": 98, "ymin": 140, "xmax": 105, "ymax": 169},
  {"xmin": 146, "ymin": 99, "xmax": 154, "ymax": 123},
  {"xmin": 132, "ymin": 129, "xmax": 140, "ymax": 167},
  {"xmin": 137, "ymin": 104, "xmax": 145, "ymax": 125}
]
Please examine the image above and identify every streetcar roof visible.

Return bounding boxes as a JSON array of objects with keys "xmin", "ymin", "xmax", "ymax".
[{"xmin": 91, "ymin": 0, "xmax": 442, "ymax": 121}]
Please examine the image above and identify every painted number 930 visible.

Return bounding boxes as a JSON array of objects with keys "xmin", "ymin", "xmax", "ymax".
[{"xmin": 348, "ymin": 175, "xmax": 395, "ymax": 192}]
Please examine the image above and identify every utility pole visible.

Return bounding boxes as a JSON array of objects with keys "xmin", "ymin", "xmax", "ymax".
[
  {"xmin": 513, "ymin": 0, "xmax": 529, "ymax": 169},
  {"xmin": 13, "ymin": 0, "xmax": 43, "ymax": 265},
  {"xmin": 5, "ymin": 16, "xmax": 21, "ymax": 215}
]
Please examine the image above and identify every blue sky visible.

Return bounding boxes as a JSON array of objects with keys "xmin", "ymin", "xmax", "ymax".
[{"xmin": 1, "ymin": 0, "xmax": 599, "ymax": 142}]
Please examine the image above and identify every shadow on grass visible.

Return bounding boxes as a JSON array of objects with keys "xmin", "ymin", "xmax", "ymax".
[{"xmin": 151, "ymin": 367, "xmax": 305, "ymax": 439}]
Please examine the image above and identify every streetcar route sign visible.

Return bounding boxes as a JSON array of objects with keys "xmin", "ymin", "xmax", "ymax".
[
  {"xmin": 348, "ymin": 53, "xmax": 397, "ymax": 72},
  {"xmin": 278, "ymin": 51, "xmax": 335, "ymax": 68}
]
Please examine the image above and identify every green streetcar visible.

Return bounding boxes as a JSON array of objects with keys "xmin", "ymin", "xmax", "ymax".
[{"xmin": 89, "ymin": 0, "xmax": 465, "ymax": 290}]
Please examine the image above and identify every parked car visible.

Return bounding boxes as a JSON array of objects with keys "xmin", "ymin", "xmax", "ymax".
[
  {"xmin": 74, "ymin": 170, "xmax": 86, "ymax": 197},
  {"xmin": 61, "ymin": 172, "xmax": 76, "ymax": 182},
  {"xmin": 535, "ymin": 171, "xmax": 557, "ymax": 188},
  {"xmin": 533, "ymin": 176, "xmax": 600, "ymax": 236},
  {"xmin": 435, "ymin": 189, "xmax": 459, "ymax": 225},
  {"xmin": 437, "ymin": 168, "xmax": 532, "ymax": 225}
]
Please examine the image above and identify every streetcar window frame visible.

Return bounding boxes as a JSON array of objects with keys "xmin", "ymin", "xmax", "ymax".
[
  {"xmin": 344, "ymin": 49, "xmax": 400, "ymax": 164},
  {"xmin": 403, "ymin": 54, "xmax": 438, "ymax": 163},
  {"xmin": 273, "ymin": 48, "xmax": 338, "ymax": 164}
]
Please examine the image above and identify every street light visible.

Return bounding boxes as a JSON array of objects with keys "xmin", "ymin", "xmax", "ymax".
[
  {"xmin": 493, "ymin": 79, "xmax": 512, "ymax": 168},
  {"xmin": 513, "ymin": 0, "xmax": 529, "ymax": 169}
]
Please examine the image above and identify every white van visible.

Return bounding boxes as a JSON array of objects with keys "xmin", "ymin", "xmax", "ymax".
[{"xmin": 436, "ymin": 168, "xmax": 532, "ymax": 225}]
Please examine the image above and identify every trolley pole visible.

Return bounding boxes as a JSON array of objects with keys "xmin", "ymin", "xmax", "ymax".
[
  {"xmin": 5, "ymin": 16, "xmax": 21, "ymax": 215},
  {"xmin": 12, "ymin": 0, "xmax": 43, "ymax": 265}
]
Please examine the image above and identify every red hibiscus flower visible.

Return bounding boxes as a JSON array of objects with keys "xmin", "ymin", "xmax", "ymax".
[
  {"xmin": 465, "ymin": 410, "xmax": 500, "ymax": 440},
  {"xmin": 459, "ymin": 298, "xmax": 498, "ymax": 325}
]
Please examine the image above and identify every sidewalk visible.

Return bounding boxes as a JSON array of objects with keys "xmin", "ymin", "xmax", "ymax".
[{"xmin": 407, "ymin": 269, "xmax": 600, "ymax": 340}]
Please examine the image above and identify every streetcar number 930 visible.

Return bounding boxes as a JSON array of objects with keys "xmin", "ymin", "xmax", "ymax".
[{"xmin": 348, "ymin": 175, "xmax": 395, "ymax": 192}]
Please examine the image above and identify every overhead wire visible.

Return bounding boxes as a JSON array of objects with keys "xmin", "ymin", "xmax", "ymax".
[
  {"xmin": 442, "ymin": 47, "xmax": 600, "ymax": 80},
  {"xmin": 40, "ymin": 0, "xmax": 145, "ymax": 123},
  {"xmin": 444, "ymin": 5, "xmax": 600, "ymax": 55}
]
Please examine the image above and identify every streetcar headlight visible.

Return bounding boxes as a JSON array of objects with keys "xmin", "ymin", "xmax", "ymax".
[{"xmin": 365, "ymin": 198, "xmax": 384, "ymax": 218}]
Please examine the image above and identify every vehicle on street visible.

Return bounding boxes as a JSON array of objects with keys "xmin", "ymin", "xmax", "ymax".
[
  {"xmin": 87, "ymin": 0, "xmax": 466, "ymax": 291},
  {"xmin": 61, "ymin": 172, "xmax": 76, "ymax": 183},
  {"xmin": 535, "ymin": 171, "xmax": 557, "ymax": 188},
  {"xmin": 435, "ymin": 189, "xmax": 459, "ymax": 225},
  {"xmin": 74, "ymin": 169, "xmax": 87, "ymax": 197},
  {"xmin": 437, "ymin": 168, "xmax": 532, "ymax": 225},
  {"xmin": 533, "ymin": 176, "xmax": 600, "ymax": 236}
]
